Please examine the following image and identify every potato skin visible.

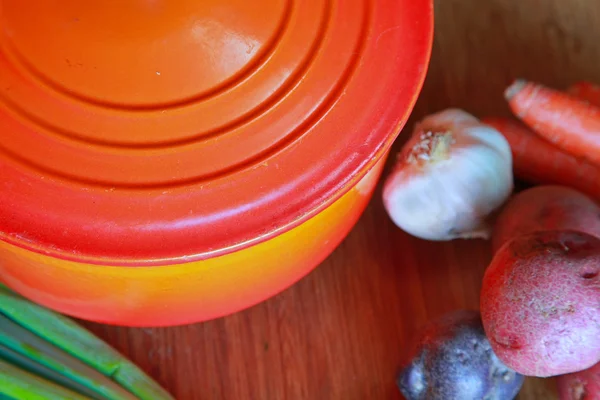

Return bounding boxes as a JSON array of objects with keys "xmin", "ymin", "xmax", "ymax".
[
  {"xmin": 556, "ymin": 362, "xmax": 600, "ymax": 400},
  {"xmin": 481, "ymin": 230, "xmax": 600, "ymax": 377},
  {"xmin": 492, "ymin": 185, "xmax": 600, "ymax": 253},
  {"xmin": 397, "ymin": 310, "xmax": 524, "ymax": 400}
]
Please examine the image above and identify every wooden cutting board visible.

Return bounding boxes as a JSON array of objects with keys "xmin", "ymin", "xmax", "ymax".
[{"xmin": 82, "ymin": 0, "xmax": 600, "ymax": 398}]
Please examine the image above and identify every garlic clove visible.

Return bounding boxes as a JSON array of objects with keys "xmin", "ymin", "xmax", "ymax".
[
  {"xmin": 419, "ymin": 108, "xmax": 480, "ymax": 129},
  {"xmin": 383, "ymin": 109, "xmax": 513, "ymax": 241}
]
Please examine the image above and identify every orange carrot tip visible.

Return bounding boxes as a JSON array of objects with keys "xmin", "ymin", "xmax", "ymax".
[{"xmin": 504, "ymin": 79, "xmax": 528, "ymax": 102}]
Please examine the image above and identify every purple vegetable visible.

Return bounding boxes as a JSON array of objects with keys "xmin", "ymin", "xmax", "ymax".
[{"xmin": 397, "ymin": 310, "xmax": 524, "ymax": 400}]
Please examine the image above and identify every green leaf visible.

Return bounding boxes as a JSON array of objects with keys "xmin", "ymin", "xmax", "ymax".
[
  {"xmin": 0, "ymin": 343, "xmax": 106, "ymax": 399},
  {"xmin": 0, "ymin": 358, "xmax": 93, "ymax": 400},
  {"xmin": 0, "ymin": 285, "xmax": 174, "ymax": 400},
  {"xmin": 0, "ymin": 314, "xmax": 136, "ymax": 400}
]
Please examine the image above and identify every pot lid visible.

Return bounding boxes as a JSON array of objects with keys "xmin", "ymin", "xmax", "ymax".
[{"xmin": 0, "ymin": 0, "xmax": 432, "ymax": 265}]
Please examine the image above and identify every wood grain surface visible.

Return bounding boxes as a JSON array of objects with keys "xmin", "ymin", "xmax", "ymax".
[{"xmin": 81, "ymin": 1, "xmax": 600, "ymax": 399}]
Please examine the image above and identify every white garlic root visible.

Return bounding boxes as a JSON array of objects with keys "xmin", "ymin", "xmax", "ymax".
[{"xmin": 382, "ymin": 109, "xmax": 513, "ymax": 241}]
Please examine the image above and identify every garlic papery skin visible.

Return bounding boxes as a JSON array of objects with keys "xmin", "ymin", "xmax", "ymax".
[{"xmin": 382, "ymin": 109, "xmax": 513, "ymax": 241}]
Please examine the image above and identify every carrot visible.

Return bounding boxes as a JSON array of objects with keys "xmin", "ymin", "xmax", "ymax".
[
  {"xmin": 504, "ymin": 79, "xmax": 600, "ymax": 165},
  {"xmin": 568, "ymin": 81, "xmax": 600, "ymax": 107},
  {"xmin": 482, "ymin": 117, "xmax": 600, "ymax": 200}
]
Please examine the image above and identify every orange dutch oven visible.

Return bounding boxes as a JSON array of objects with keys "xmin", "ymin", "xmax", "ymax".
[{"xmin": 0, "ymin": 1, "xmax": 433, "ymax": 326}]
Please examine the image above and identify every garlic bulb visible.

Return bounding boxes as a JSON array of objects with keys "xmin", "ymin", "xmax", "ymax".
[{"xmin": 382, "ymin": 109, "xmax": 513, "ymax": 241}]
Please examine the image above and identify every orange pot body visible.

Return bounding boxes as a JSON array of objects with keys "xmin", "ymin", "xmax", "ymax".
[
  {"xmin": 0, "ymin": 0, "xmax": 432, "ymax": 327},
  {"xmin": 0, "ymin": 159, "xmax": 383, "ymax": 327}
]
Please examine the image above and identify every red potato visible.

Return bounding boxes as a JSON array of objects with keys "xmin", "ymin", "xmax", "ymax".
[
  {"xmin": 557, "ymin": 361, "xmax": 600, "ymax": 400},
  {"xmin": 492, "ymin": 185, "xmax": 600, "ymax": 253},
  {"xmin": 481, "ymin": 230, "xmax": 600, "ymax": 377}
]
